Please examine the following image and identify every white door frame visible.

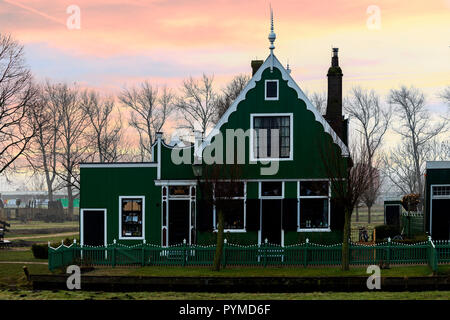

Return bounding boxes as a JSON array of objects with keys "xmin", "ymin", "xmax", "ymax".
[
  {"xmin": 80, "ymin": 208, "xmax": 107, "ymax": 247},
  {"xmin": 430, "ymin": 184, "xmax": 450, "ymax": 237},
  {"xmin": 258, "ymin": 181, "xmax": 284, "ymax": 246}
]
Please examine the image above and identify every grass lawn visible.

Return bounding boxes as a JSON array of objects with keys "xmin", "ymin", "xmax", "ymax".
[
  {"xmin": 0, "ymin": 249, "xmax": 46, "ymax": 262},
  {"xmin": 0, "ymin": 263, "xmax": 49, "ymax": 288},
  {"xmin": 0, "ymin": 289, "xmax": 448, "ymax": 300}
]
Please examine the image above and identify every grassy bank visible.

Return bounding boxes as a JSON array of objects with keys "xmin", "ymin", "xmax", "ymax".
[{"xmin": 0, "ymin": 289, "xmax": 448, "ymax": 300}]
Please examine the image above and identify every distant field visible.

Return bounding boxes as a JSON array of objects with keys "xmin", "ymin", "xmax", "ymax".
[{"xmin": 3, "ymin": 220, "xmax": 79, "ymax": 245}]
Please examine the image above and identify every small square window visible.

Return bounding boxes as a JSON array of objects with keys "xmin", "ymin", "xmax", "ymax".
[{"xmin": 265, "ymin": 80, "xmax": 278, "ymax": 100}]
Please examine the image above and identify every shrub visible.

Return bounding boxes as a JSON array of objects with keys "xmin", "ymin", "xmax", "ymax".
[
  {"xmin": 31, "ymin": 243, "xmax": 48, "ymax": 259},
  {"xmin": 375, "ymin": 224, "xmax": 401, "ymax": 242},
  {"xmin": 402, "ymin": 194, "xmax": 420, "ymax": 211},
  {"xmin": 31, "ymin": 238, "xmax": 77, "ymax": 259}
]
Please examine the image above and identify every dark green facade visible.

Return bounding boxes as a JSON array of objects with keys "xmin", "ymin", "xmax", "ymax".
[{"xmin": 79, "ymin": 53, "xmax": 349, "ymax": 246}]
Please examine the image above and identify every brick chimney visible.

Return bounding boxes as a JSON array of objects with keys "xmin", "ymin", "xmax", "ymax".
[
  {"xmin": 251, "ymin": 60, "xmax": 264, "ymax": 76},
  {"xmin": 325, "ymin": 48, "xmax": 345, "ymax": 143}
]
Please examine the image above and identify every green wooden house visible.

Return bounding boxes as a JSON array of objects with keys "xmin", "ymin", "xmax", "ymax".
[
  {"xmin": 79, "ymin": 25, "xmax": 350, "ymax": 247},
  {"xmin": 425, "ymin": 161, "xmax": 450, "ymax": 240}
]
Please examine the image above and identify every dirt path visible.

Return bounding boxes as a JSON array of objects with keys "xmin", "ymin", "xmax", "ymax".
[
  {"xmin": 5, "ymin": 232, "xmax": 78, "ymax": 241},
  {"xmin": 0, "ymin": 261, "xmax": 48, "ymax": 265}
]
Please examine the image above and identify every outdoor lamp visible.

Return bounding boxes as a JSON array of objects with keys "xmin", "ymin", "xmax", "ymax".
[{"xmin": 192, "ymin": 163, "xmax": 203, "ymax": 178}]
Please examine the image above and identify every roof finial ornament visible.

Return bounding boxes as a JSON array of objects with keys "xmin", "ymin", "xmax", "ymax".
[{"xmin": 268, "ymin": 5, "xmax": 276, "ymax": 71}]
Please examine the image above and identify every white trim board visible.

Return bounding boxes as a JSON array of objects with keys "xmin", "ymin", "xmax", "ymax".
[
  {"xmin": 426, "ymin": 161, "xmax": 450, "ymax": 169},
  {"xmin": 118, "ymin": 196, "xmax": 146, "ymax": 240},
  {"xmin": 80, "ymin": 208, "xmax": 107, "ymax": 247},
  {"xmin": 198, "ymin": 53, "xmax": 349, "ymax": 158},
  {"xmin": 80, "ymin": 163, "xmax": 157, "ymax": 168}
]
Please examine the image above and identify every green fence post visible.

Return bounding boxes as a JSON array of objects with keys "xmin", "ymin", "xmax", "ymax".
[
  {"xmin": 183, "ymin": 239, "xmax": 187, "ymax": 267},
  {"xmin": 428, "ymin": 236, "xmax": 438, "ymax": 274},
  {"xmin": 112, "ymin": 239, "xmax": 116, "ymax": 268},
  {"xmin": 264, "ymin": 238, "xmax": 268, "ymax": 268},
  {"xmin": 303, "ymin": 238, "xmax": 309, "ymax": 267},
  {"xmin": 60, "ymin": 239, "xmax": 64, "ymax": 268},
  {"xmin": 386, "ymin": 237, "xmax": 391, "ymax": 266},
  {"xmin": 48, "ymin": 241, "xmax": 53, "ymax": 271},
  {"xmin": 222, "ymin": 238, "xmax": 227, "ymax": 269},
  {"xmin": 141, "ymin": 240, "xmax": 146, "ymax": 267}
]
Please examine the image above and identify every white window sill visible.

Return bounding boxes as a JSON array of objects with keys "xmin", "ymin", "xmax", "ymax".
[
  {"xmin": 297, "ymin": 228, "xmax": 331, "ymax": 233},
  {"xmin": 213, "ymin": 229, "xmax": 246, "ymax": 233},
  {"xmin": 118, "ymin": 236, "xmax": 145, "ymax": 240}
]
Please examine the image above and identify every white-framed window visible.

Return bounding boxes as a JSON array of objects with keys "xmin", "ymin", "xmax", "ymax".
[
  {"xmin": 258, "ymin": 181, "xmax": 284, "ymax": 199},
  {"xmin": 297, "ymin": 180, "xmax": 331, "ymax": 231},
  {"xmin": 213, "ymin": 181, "xmax": 246, "ymax": 232},
  {"xmin": 119, "ymin": 196, "xmax": 145, "ymax": 240},
  {"xmin": 250, "ymin": 113, "xmax": 293, "ymax": 161},
  {"xmin": 265, "ymin": 80, "xmax": 279, "ymax": 100}
]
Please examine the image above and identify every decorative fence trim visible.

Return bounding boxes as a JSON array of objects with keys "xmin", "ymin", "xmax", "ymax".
[{"xmin": 48, "ymin": 237, "xmax": 450, "ymax": 271}]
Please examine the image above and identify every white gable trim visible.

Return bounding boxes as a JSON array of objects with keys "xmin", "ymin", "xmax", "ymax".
[{"xmin": 198, "ymin": 54, "xmax": 349, "ymax": 157}]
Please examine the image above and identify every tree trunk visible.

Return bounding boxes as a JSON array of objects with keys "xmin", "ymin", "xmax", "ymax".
[
  {"xmin": 367, "ymin": 205, "xmax": 371, "ymax": 224},
  {"xmin": 355, "ymin": 205, "xmax": 359, "ymax": 222},
  {"xmin": 213, "ymin": 208, "xmax": 224, "ymax": 271},
  {"xmin": 67, "ymin": 174, "xmax": 73, "ymax": 217},
  {"xmin": 342, "ymin": 207, "xmax": 351, "ymax": 271}
]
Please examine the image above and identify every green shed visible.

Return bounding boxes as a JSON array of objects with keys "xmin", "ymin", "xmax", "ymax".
[
  {"xmin": 425, "ymin": 161, "xmax": 450, "ymax": 240},
  {"xmin": 384, "ymin": 198, "xmax": 402, "ymax": 226}
]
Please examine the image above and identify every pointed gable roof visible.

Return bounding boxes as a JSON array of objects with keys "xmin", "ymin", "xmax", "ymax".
[{"xmin": 199, "ymin": 54, "xmax": 349, "ymax": 157}]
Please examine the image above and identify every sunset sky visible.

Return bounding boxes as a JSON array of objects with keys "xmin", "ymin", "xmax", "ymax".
[
  {"xmin": 1, "ymin": 0, "xmax": 448, "ymax": 99},
  {"xmin": 0, "ymin": 0, "xmax": 449, "ymax": 189}
]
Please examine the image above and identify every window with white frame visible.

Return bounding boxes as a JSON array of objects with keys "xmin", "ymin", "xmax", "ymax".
[
  {"xmin": 299, "ymin": 181, "xmax": 330, "ymax": 230},
  {"xmin": 214, "ymin": 182, "xmax": 245, "ymax": 230},
  {"xmin": 265, "ymin": 80, "xmax": 278, "ymax": 100},
  {"xmin": 120, "ymin": 197, "xmax": 144, "ymax": 238},
  {"xmin": 252, "ymin": 114, "xmax": 292, "ymax": 160}
]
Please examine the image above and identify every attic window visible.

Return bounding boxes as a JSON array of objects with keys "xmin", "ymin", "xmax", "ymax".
[{"xmin": 265, "ymin": 80, "xmax": 278, "ymax": 100}]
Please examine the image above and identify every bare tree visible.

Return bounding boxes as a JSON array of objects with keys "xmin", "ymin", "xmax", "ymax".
[
  {"xmin": 176, "ymin": 74, "xmax": 217, "ymax": 135},
  {"xmin": 319, "ymin": 139, "xmax": 373, "ymax": 270},
  {"xmin": 386, "ymin": 86, "xmax": 446, "ymax": 197},
  {"xmin": 24, "ymin": 84, "xmax": 60, "ymax": 201},
  {"xmin": 0, "ymin": 34, "xmax": 38, "ymax": 174},
  {"xmin": 306, "ymin": 91, "xmax": 327, "ymax": 114},
  {"xmin": 81, "ymin": 90, "xmax": 123, "ymax": 162},
  {"xmin": 200, "ymin": 163, "xmax": 243, "ymax": 271},
  {"xmin": 214, "ymin": 74, "xmax": 250, "ymax": 122},
  {"xmin": 440, "ymin": 86, "xmax": 450, "ymax": 105},
  {"xmin": 47, "ymin": 83, "xmax": 90, "ymax": 215},
  {"xmin": 345, "ymin": 87, "xmax": 391, "ymax": 223},
  {"xmin": 120, "ymin": 82, "xmax": 174, "ymax": 161}
]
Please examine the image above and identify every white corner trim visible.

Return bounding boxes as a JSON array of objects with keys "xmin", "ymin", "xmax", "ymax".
[
  {"xmin": 118, "ymin": 196, "xmax": 146, "ymax": 240},
  {"xmin": 198, "ymin": 53, "xmax": 349, "ymax": 157},
  {"xmin": 426, "ymin": 161, "xmax": 450, "ymax": 169}
]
